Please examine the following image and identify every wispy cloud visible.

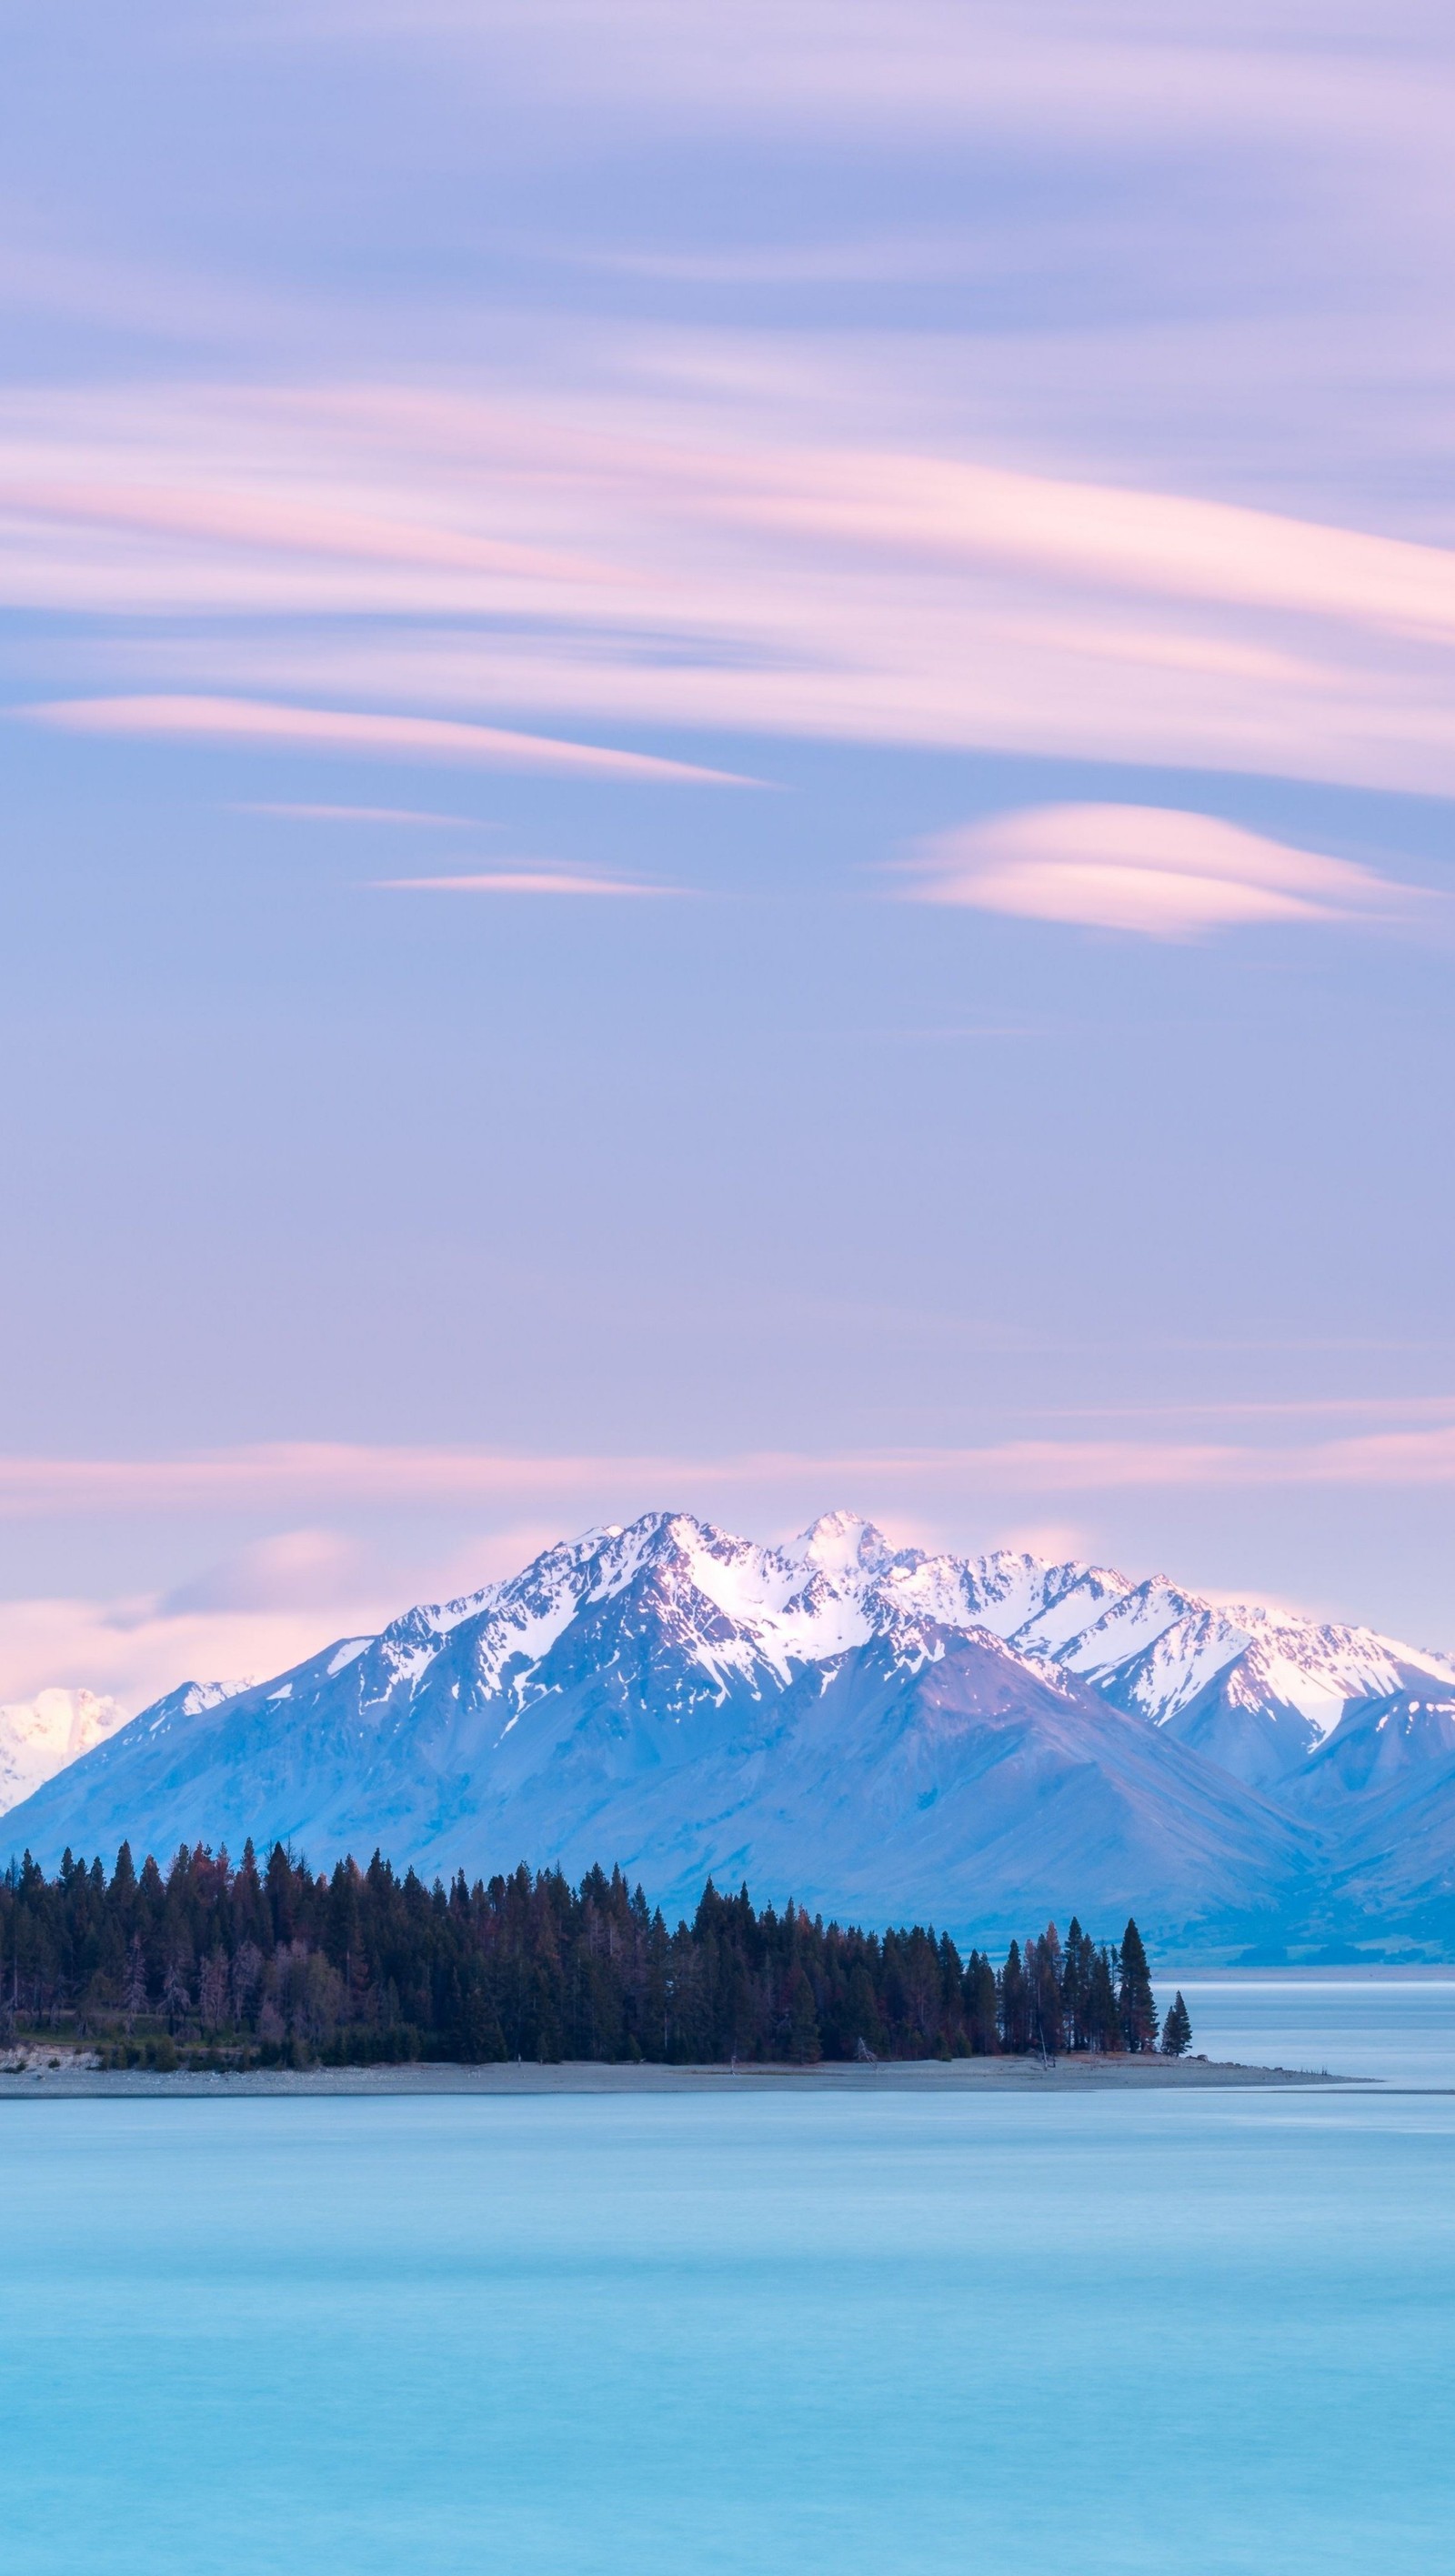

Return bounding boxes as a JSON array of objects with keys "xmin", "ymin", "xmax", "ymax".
[
  {"xmin": 373, "ymin": 869, "xmax": 681, "ymax": 896},
  {"xmin": 238, "ymin": 3, "xmax": 1455, "ymax": 159},
  {"xmin": 238, "ymin": 800, "xmax": 486, "ymax": 827},
  {"xmin": 0, "ymin": 1593, "xmax": 374, "ymax": 1730},
  {"xmin": 2, "ymin": 1420, "xmax": 1454, "ymax": 1528},
  {"xmin": 566, "ymin": 234, "xmax": 994, "ymax": 286},
  {"xmin": 9, "ymin": 383, "xmax": 1455, "ymax": 794},
  {"xmin": 2, "ymin": 468, "xmax": 605, "ymax": 587},
  {"xmin": 23, "ymin": 695, "xmax": 754, "ymax": 787},
  {"xmin": 0, "ymin": 1525, "xmax": 587, "ymax": 1718},
  {"xmin": 904, "ymin": 803, "xmax": 1420, "ymax": 939}
]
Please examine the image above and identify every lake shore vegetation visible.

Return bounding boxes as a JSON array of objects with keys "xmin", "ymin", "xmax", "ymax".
[{"xmin": 0, "ymin": 1842, "xmax": 1185, "ymax": 2071}]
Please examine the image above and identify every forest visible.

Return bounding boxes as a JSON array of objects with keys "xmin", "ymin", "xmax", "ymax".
[{"xmin": 0, "ymin": 1840, "xmax": 1192, "ymax": 2069}]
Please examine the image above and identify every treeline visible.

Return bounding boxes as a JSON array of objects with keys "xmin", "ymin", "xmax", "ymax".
[{"xmin": 0, "ymin": 1840, "xmax": 1192, "ymax": 2068}]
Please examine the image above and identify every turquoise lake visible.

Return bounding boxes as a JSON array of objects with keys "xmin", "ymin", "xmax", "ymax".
[{"xmin": 3, "ymin": 1981, "xmax": 1453, "ymax": 2574}]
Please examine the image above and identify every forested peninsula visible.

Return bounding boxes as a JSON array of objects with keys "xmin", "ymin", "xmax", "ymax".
[{"xmin": 0, "ymin": 1842, "xmax": 1192, "ymax": 2071}]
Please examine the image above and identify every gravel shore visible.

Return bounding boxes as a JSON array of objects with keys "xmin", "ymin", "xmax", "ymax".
[{"xmin": 0, "ymin": 2051, "xmax": 1343, "ymax": 2100}]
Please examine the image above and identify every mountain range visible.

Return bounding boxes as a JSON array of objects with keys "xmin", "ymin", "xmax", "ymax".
[{"xmin": 5, "ymin": 1510, "xmax": 1455, "ymax": 1956}]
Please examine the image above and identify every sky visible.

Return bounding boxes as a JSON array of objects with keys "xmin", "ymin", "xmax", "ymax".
[{"xmin": 3, "ymin": 0, "xmax": 1455, "ymax": 1712}]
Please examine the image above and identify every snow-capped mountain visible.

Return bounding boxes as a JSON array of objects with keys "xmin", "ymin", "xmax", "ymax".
[
  {"xmin": 5, "ymin": 1512, "xmax": 1453, "ymax": 1952},
  {"xmin": 997, "ymin": 1570, "xmax": 1455, "ymax": 1790},
  {"xmin": 0, "ymin": 1687, "xmax": 130, "ymax": 1815},
  {"xmin": 0, "ymin": 1679, "xmax": 245, "ymax": 1822}
]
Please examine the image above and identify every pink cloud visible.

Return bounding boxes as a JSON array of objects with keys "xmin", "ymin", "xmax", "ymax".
[
  {"xmin": 5, "ymin": 473, "xmax": 609, "ymax": 586},
  {"xmin": 1, "ymin": 1422, "xmax": 1454, "ymax": 1527},
  {"xmin": 906, "ymin": 803, "xmax": 1417, "ymax": 939},
  {"xmin": 373, "ymin": 869, "xmax": 680, "ymax": 896},
  {"xmin": 9, "ymin": 376, "xmax": 1455, "ymax": 794},
  {"xmin": 0, "ymin": 1594, "xmax": 371, "ymax": 1728},
  {"xmin": 733, "ymin": 449, "xmax": 1455, "ymax": 637},
  {"xmin": 22, "ymin": 694, "xmax": 753, "ymax": 787}
]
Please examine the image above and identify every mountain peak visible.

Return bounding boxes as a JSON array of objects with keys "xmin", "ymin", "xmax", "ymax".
[{"xmin": 792, "ymin": 1509, "xmax": 895, "ymax": 1578}]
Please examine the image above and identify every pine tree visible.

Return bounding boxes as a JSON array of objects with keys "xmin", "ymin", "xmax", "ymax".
[
  {"xmin": 1161, "ymin": 1991, "xmax": 1193, "ymax": 2058},
  {"xmin": 999, "ymin": 1940, "xmax": 1029, "ymax": 2052},
  {"xmin": 785, "ymin": 1963, "xmax": 821, "ymax": 2062},
  {"xmin": 160, "ymin": 1958, "xmax": 192, "ymax": 2033},
  {"xmin": 1118, "ymin": 1917, "xmax": 1159, "ymax": 2052},
  {"xmin": 197, "ymin": 1950, "xmax": 230, "ymax": 2031},
  {"xmin": 1059, "ymin": 1917, "xmax": 1088, "ymax": 2049},
  {"xmin": 231, "ymin": 1939, "xmax": 263, "ymax": 2025},
  {"xmin": 122, "ymin": 1933, "xmax": 148, "ymax": 2033},
  {"xmin": 845, "ymin": 1960, "xmax": 884, "ymax": 2059},
  {"xmin": 454, "ymin": 1966, "xmax": 507, "ymax": 2063},
  {"xmin": 1031, "ymin": 1923, "xmax": 1064, "ymax": 2058},
  {"xmin": 962, "ymin": 1951, "xmax": 998, "ymax": 2054}
]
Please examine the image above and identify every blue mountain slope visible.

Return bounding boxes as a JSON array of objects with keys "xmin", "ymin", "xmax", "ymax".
[{"xmin": 1277, "ymin": 1689, "xmax": 1455, "ymax": 1948}]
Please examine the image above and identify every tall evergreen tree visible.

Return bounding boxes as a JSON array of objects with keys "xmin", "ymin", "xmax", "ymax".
[
  {"xmin": 1030, "ymin": 1923, "xmax": 1065, "ymax": 2058},
  {"xmin": 998, "ymin": 1940, "xmax": 1029, "ymax": 2052},
  {"xmin": 1118, "ymin": 1917, "xmax": 1159, "ymax": 2052}
]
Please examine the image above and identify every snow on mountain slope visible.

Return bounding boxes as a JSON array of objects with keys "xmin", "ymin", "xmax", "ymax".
[
  {"xmin": 1003, "ymin": 1577, "xmax": 1455, "ymax": 1789},
  {"xmin": 1289, "ymin": 1686, "xmax": 1455, "ymax": 1810},
  {"xmin": 0, "ymin": 1679, "xmax": 248, "ymax": 1821},
  {"xmin": 3, "ymin": 1511, "xmax": 1450, "ymax": 1948},
  {"xmin": 0, "ymin": 1689, "xmax": 129, "ymax": 1815}
]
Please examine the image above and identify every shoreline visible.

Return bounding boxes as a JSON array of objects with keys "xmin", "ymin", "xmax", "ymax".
[{"xmin": 0, "ymin": 2052, "xmax": 1348, "ymax": 2100}]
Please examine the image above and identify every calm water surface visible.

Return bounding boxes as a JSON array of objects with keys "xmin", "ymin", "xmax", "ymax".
[
  {"xmin": 3, "ymin": 1982, "xmax": 1452, "ymax": 2575},
  {"xmin": 1169, "ymin": 1972, "xmax": 1455, "ymax": 2087}
]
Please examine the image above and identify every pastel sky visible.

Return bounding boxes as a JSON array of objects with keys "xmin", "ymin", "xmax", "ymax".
[{"xmin": 4, "ymin": 0, "xmax": 1455, "ymax": 1711}]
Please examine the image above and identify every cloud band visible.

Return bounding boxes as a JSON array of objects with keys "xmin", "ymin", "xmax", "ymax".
[{"xmin": 21, "ymin": 694, "xmax": 754, "ymax": 787}]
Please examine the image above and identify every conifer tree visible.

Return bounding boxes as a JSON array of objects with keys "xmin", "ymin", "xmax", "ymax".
[
  {"xmin": 160, "ymin": 1958, "xmax": 191, "ymax": 2033},
  {"xmin": 122, "ymin": 1933, "xmax": 148, "ymax": 2033},
  {"xmin": 962, "ymin": 1951, "xmax": 998, "ymax": 2054},
  {"xmin": 197, "ymin": 1950, "xmax": 230, "ymax": 2031},
  {"xmin": 998, "ymin": 1940, "xmax": 1029, "ymax": 2052},
  {"xmin": 1031, "ymin": 1923, "xmax": 1064, "ymax": 2058},
  {"xmin": 1118, "ymin": 1917, "xmax": 1159, "ymax": 2051},
  {"xmin": 1059, "ymin": 1917, "xmax": 1087, "ymax": 2048},
  {"xmin": 1161, "ymin": 1991, "xmax": 1193, "ymax": 2057},
  {"xmin": 785, "ymin": 1963, "xmax": 821, "ymax": 2063},
  {"xmin": 1085, "ymin": 1945, "xmax": 1119, "ymax": 2050}
]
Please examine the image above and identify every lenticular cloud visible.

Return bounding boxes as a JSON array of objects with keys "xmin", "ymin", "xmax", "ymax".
[{"xmin": 909, "ymin": 803, "xmax": 1412, "ymax": 939}]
